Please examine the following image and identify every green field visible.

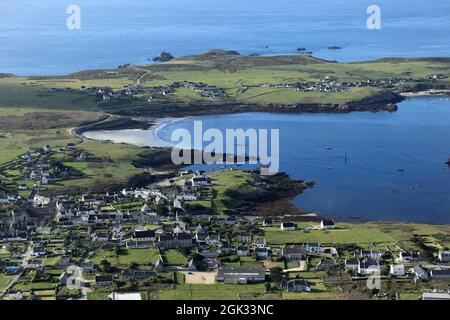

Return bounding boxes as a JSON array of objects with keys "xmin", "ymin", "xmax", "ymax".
[
  {"xmin": 154, "ymin": 283, "xmax": 279, "ymax": 300},
  {"xmin": 257, "ymin": 222, "xmax": 450, "ymax": 251},
  {"xmin": 0, "ymin": 108, "xmax": 149, "ymax": 194},
  {"xmin": 162, "ymin": 249, "xmax": 188, "ymax": 266},
  {"xmin": 90, "ymin": 248, "xmax": 161, "ymax": 268},
  {"xmin": 175, "ymin": 170, "xmax": 260, "ymax": 213},
  {"xmin": 0, "ymin": 273, "xmax": 14, "ymax": 290},
  {"xmin": 1, "ymin": 51, "xmax": 449, "ymax": 195},
  {"xmin": 0, "ymin": 78, "xmax": 99, "ymax": 111},
  {"xmin": 1, "ymin": 51, "xmax": 449, "ymax": 115}
]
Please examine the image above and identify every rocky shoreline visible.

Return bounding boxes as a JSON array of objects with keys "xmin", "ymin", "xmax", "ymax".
[{"xmin": 76, "ymin": 90, "xmax": 405, "ymax": 136}]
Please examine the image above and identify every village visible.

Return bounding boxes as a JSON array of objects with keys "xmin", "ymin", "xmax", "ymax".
[
  {"xmin": 1, "ymin": 143, "xmax": 450, "ymax": 300},
  {"xmin": 1, "ymin": 52, "xmax": 450, "ymax": 301},
  {"xmin": 41, "ymin": 72, "xmax": 450, "ymax": 108}
]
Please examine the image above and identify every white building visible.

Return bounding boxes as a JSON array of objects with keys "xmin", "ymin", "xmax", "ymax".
[
  {"xmin": 359, "ymin": 259, "xmax": 380, "ymax": 275},
  {"xmin": 422, "ymin": 292, "xmax": 450, "ymax": 300},
  {"xmin": 191, "ymin": 176, "xmax": 210, "ymax": 187},
  {"xmin": 280, "ymin": 222, "xmax": 297, "ymax": 231},
  {"xmin": 438, "ymin": 250, "xmax": 450, "ymax": 262},
  {"xmin": 390, "ymin": 264, "xmax": 405, "ymax": 276},
  {"xmin": 33, "ymin": 195, "xmax": 50, "ymax": 207},
  {"xmin": 320, "ymin": 219, "xmax": 335, "ymax": 230},
  {"xmin": 108, "ymin": 292, "xmax": 142, "ymax": 301}
]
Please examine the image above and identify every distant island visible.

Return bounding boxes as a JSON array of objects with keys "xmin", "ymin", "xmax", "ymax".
[{"xmin": 151, "ymin": 51, "xmax": 175, "ymax": 62}]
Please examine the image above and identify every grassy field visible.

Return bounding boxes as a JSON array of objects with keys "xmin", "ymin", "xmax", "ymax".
[
  {"xmin": 12, "ymin": 281, "xmax": 57, "ymax": 291},
  {"xmin": 50, "ymin": 140, "xmax": 145, "ymax": 191},
  {"xmin": 0, "ymin": 106, "xmax": 150, "ymax": 194},
  {"xmin": 154, "ymin": 283, "xmax": 279, "ymax": 300},
  {"xmin": 0, "ymin": 78, "xmax": 99, "ymax": 111},
  {"xmin": 175, "ymin": 170, "xmax": 260, "ymax": 213},
  {"xmin": 1, "ymin": 52, "xmax": 449, "ymax": 114},
  {"xmin": 259, "ymin": 222, "xmax": 450, "ymax": 250},
  {"xmin": 0, "ymin": 273, "xmax": 14, "ymax": 290},
  {"xmin": 161, "ymin": 249, "xmax": 188, "ymax": 266},
  {"xmin": 90, "ymin": 248, "xmax": 161, "ymax": 268}
]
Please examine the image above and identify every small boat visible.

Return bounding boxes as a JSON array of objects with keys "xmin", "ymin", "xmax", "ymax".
[
  {"xmin": 326, "ymin": 166, "xmax": 334, "ymax": 170},
  {"xmin": 324, "ymin": 146, "xmax": 333, "ymax": 150},
  {"xmin": 397, "ymin": 168, "xmax": 405, "ymax": 173}
]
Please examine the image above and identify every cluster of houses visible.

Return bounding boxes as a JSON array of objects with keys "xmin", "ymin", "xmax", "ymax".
[
  {"xmin": 43, "ymin": 71, "xmax": 449, "ymax": 110},
  {"xmin": 59, "ymin": 80, "xmax": 228, "ymax": 105},
  {"xmin": 254, "ymin": 74, "xmax": 449, "ymax": 94},
  {"xmin": 2, "ymin": 161, "xmax": 450, "ymax": 299},
  {"xmin": 0, "ymin": 147, "xmax": 81, "ymax": 198},
  {"xmin": 342, "ymin": 248, "xmax": 450, "ymax": 283},
  {"xmin": 173, "ymin": 81, "xmax": 226, "ymax": 100}
]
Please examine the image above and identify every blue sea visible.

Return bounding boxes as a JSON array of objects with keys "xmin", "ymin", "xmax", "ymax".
[
  {"xmin": 0, "ymin": 0, "xmax": 450, "ymax": 75},
  {"xmin": 84, "ymin": 97, "xmax": 450, "ymax": 223}
]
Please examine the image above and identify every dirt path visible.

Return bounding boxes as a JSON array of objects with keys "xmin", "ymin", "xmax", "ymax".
[{"xmin": 132, "ymin": 67, "xmax": 151, "ymax": 85}]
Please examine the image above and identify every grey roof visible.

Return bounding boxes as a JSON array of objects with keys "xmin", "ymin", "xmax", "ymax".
[
  {"xmin": 281, "ymin": 222, "xmax": 296, "ymax": 227},
  {"xmin": 431, "ymin": 269, "xmax": 450, "ymax": 277},
  {"xmin": 134, "ymin": 229, "xmax": 155, "ymax": 238},
  {"xmin": 282, "ymin": 246, "xmax": 307, "ymax": 255}
]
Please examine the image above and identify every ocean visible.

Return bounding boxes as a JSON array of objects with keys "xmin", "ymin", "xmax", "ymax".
[
  {"xmin": 0, "ymin": 0, "xmax": 449, "ymax": 75},
  {"xmin": 84, "ymin": 97, "xmax": 450, "ymax": 223}
]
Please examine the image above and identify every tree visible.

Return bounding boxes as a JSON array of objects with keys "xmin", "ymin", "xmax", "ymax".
[
  {"xmin": 181, "ymin": 247, "xmax": 191, "ymax": 257},
  {"xmin": 180, "ymin": 216, "xmax": 192, "ymax": 224},
  {"xmin": 192, "ymin": 254, "xmax": 208, "ymax": 272},
  {"xmin": 100, "ymin": 259, "xmax": 111, "ymax": 272},
  {"xmin": 129, "ymin": 262, "xmax": 139, "ymax": 270},
  {"xmin": 269, "ymin": 267, "xmax": 284, "ymax": 284},
  {"xmin": 156, "ymin": 206, "xmax": 169, "ymax": 216},
  {"xmin": 115, "ymin": 246, "xmax": 126, "ymax": 255}
]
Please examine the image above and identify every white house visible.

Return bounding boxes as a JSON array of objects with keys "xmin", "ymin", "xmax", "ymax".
[
  {"xmin": 422, "ymin": 292, "xmax": 450, "ymax": 300},
  {"xmin": 253, "ymin": 239, "xmax": 267, "ymax": 249},
  {"xmin": 359, "ymin": 259, "xmax": 380, "ymax": 275},
  {"xmin": 109, "ymin": 292, "xmax": 142, "ymax": 301},
  {"xmin": 438, "ymin": 250, "xmax": 450, "ymax": 262},
  {"xmin": 305, "ymin": 243, "xmax": 325, "ymax": 254},
  {"xmin": 191, "ymin": 176, "xmax": 210, "ymax": 187},
  {"xmin": 320, "ymin": 219, "xmax": 335, "ymax": 230},
  {"xmin": 280, "ymin": 222, "xmax": 297, "ymax": 231},
  {"xmin": 33, "ymin": 195, "xmax": 50, "ymax": 207},
  {"xmin": 390, "ymin": 264, "xmax": 405, "ymax": 276}
]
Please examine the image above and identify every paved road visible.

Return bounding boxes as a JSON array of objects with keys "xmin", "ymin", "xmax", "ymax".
[{"xmin": 0, "ymin": 244, "xmax": 32, "ymax": 299}]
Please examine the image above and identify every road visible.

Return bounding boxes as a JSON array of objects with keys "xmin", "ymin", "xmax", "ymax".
[
  {"xmin": 132, "ymin": 67, "xmax": 150, "ymax": 85},
  {"xmin": 0, "ymin": 244, "xmax": 33, "ymax": 299}
]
